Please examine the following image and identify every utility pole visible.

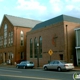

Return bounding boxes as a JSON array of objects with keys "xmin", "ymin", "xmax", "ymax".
[{"xmin": 66, "ymin": 25, "xmax": 68, "ymax": 62}]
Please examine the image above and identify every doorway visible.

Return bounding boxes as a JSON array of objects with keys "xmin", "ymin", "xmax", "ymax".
[
  {"xmin": 3, "ymin": 53, "xmax": 7, "ymax": 63},
  {"xmin": 59, "ymin": 54, "xmax": 63, "ymax": 60}
]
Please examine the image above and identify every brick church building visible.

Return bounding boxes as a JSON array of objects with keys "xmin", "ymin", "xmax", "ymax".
[
  {"xmin": 0, "ymin": 14, "xmax": 41, "ymax": 65},
  {"xmin": 27, "ymin": 15, "xmax": 80, "ymax": 67},
  {"xmin": 0, "ymin": 14, "xmax": 80, "ymax": 67}
]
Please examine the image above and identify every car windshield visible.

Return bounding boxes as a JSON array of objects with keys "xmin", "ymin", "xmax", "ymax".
[
  {"xmin": 19, "ymin": 61, "xmax": 33, "ymax": 64},
  {"xmin": 20, "ymin": 62, "xmax": 24, "ymax": 64},
  {"xmin": 60, "ymin": 61, "xmax": 67, "ymax": 63},
  {"xmin": 29, "ymin": 62, "xmax": 33, "ymax": 64}
]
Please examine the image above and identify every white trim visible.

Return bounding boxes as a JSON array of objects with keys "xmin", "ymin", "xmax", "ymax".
[
  {"xmin": 76, "ymin": 50, "xmax": 78, "ymax": 65},
  {"xmin": 76, "ymin": 30, "xmax": 78, "ymax": 46},
  {"xmin": 75, "ymin": 47, "xmax": 80, "ymax": 49},
  {"xmin": 74, "ymin": 28, "xmax": 80, "ymax": 31}
]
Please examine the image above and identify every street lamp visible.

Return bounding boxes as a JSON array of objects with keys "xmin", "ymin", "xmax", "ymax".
[{"xmin": 37, "ymin": 43, "xmax": 39, "ymax": 67}]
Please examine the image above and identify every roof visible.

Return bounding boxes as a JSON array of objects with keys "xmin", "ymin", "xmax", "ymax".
[
  {"xmin": 74, "ymin": 28, "xmax": 80, "ymax": 31},
  {"xmin": 31, "ymin": 14, "xmax": 80, "ymax": 31},
  {"xmin": 4, "ymin": 14, "xmax": 41, "ymax": 28}
]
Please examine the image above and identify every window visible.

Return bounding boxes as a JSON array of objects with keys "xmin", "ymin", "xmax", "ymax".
[
  {"xmin": 0, "ymin": 53, "xmax": 2, "ymax": 60},
  {"xmin": 9, "ymin": 38, "xmax": 10, "ymax": 46},
  {"xmin": 21, "ymin": 52, "xmax": 24, "ymax": 60},
  {"xmin": 11, "ymin": 32, "xmax": 13, "ymax": 36},
  {"xmin": 9, "ymin": 33, "xmax": 10, "ymax": 37},
  {"xmin": 4, "ymin": 24, "xmax": 8, "ymax": 47},
  {"xmin": 8, "ymin": 31, "xmax": 13, "ymax": 46},
  {"xmin": 0, "ymin": 36, "xmax": 1, "ymax": 47},
  {"xmin": 39, "ymin": 36, "xmax": 42, "ymax": 58},
  {"xmin": 0, "ymin": 36, "xmax": 3, "ymax": 48},
  {"xmin": 20, "ymin": 31, "xmax": 24, "ymax": 46},
  {"xmin": 30, "ymin": 38, "xmax": 33, "ymax": 58},
  {"xmin": 59, "ymin": 54, "xmax": 63, "ymax": 60},
  {"xmin": 34, "ymin": 38, "xmax": 37, "ymax": 58},
  {"xmin": 8, "ymin": 52, "xmax": 13, "ymax": 59},
  {"xmin": 4, "ymin": 24, "xmax": 7, "ymax": 29}
]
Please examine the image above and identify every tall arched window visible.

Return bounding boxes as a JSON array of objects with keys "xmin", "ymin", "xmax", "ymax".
[
  {"xmin": 4, "ymin": 24, "xmax": 7, "ymax": 30},
  {"xmin": 34, "ymin": 38, "xmax": 37, "ymax": 58},
  {"xmin": 9, "ymin": 31, "xmax": 13, "ymax": 46},
  {"xmin": 30, "ymin": 38, "xmax": 33, "ymax": 58},
  {"xmin": 20, "ymin": 31, "xmax": 24, "ymax": 46},
  {"xmin": 4, "ymin": 24, "xmax": 8, "ymax": 47},
  {"xmin": 39, "ymin": 36, "xmax": 42, "ymax": 58}
]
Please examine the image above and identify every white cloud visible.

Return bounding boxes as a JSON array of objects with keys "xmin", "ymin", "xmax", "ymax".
[
  {"xmin": 65, "ymin": 0, "xmax": 70, "ymax": 2},
  {"xmin": 71, "ymin": 0, "xmax": 80, "ymax": 2},
  {"xmin": 16, "ymin": 0, "xmax": 47, "ymax": 14},
  {"xmin": 0, "ymin": 0, "xmax": 80, "ymax": 24},
  {"xmin": 49, "ymin": 0, "xmax": 63, "ymax": 13},
  {"xmin": 49, "ymin": 0, "xmax": 80, "ymax": 13},
  {"xmin": 3, "ymin": 6, "xmax": 10, "ymax": 11},
  {"xmin": 50, "ymin": 0, "xmax": 61, "ymax": 3},
  {"xmin": 66, "ymin": 5, "xmax": 74, "ymax": 11},
  {"xmin": 0, "ymin": 0, "xmax": 3, "ymax": 2},
  {"xmin": 12, "ymin": 0, "xmax": 80, "ymax": 21},
  {"xmin": 65, "ymin": 0, "xmax": 80, "ymax": 11},
  {"xmin": 65, "ymin": 0, "xmax": 80, "ymax": 2}
]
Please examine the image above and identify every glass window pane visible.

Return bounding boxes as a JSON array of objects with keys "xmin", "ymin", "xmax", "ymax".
[
  {"xmin": 30, "ymin": 38, "xmax": 33, "ymax": 58},
  {"xmin": 39, "ymin": 36, "xmax": 42, "ymax": 58},
  {"xmin": 20, "ymin": 31, "xmax": 24, "ymax": 46}
]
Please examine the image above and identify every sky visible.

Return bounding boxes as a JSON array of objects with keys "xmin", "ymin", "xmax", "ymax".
[{"xmin": 0, "ymin": 0, "xmax": 80, "ymax": 24}]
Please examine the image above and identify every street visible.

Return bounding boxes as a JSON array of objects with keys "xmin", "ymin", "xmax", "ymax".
[{"xmin": 0, "ymin": 67, "xmax": 79, "ymax": 80}]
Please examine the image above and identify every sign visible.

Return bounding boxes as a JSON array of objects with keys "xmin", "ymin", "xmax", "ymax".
[{"xmin": 48, "ymin": 49, "xmax": 53, "ymax": 55}]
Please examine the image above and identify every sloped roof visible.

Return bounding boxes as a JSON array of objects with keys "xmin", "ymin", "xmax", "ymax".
[
  {"xmin": 32, "ymin": 15, "xmax": 80, "ymax": 31},
  {"xmin": 5, "ymin": 14, "xmax": 41, "ymax": 28}
]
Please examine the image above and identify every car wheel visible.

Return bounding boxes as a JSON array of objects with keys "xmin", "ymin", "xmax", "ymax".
[
  {"xmin": 44, "ymin": 66, "xmax": 48, "ymax": 70},
  {"xmin": 31, "ymin": 67, "xmax": 33, "ymax": 69},
  {"xmin": 23, "ymin": 66, "xmax": 26, "ymax": 69},
  {"xmin": 57, "ymin": 67, "xmax": 61, "ymax": 72},
  {"xmin": 16, "ymin": 66, "xmax": 19, "ymax": 69}
]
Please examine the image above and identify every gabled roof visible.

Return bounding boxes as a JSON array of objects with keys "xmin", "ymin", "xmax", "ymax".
[
  {"xmin": 4, "ymin": 14, "xmax": 41, "ymax": 28},
  {"xmin": 31, "ymin": 14, "xmax": 80, "ymax": 31}
]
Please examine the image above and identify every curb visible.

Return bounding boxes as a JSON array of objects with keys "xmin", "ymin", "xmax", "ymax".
[
  {"xmin": 0, "ymin": 65, "xmax": 16, "ymax": 68},
  {"xmin": 0, "ymin": 65, "xmax": 80, "ymax": 71}
]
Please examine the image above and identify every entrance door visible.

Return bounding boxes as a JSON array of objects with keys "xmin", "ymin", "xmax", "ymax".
[
  {"xmin": 78, "ymin": 52, "xmax": 80, "ymax": 65},
  {"xmin": 59, "ymin": 54, "xmax": 63, "ymax": 60},
  {"xmin": 3, "ymin": 53, "xmax": 6, "ymax": 63},
  {"xmin": 76, "ymin": 49, "xmax": 80, "ymax": 65}
]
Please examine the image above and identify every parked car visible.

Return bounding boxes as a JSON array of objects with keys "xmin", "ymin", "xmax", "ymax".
[
  {"xmin": 43, "ymin": 60, "xmax": 74, "ymax": 71},
  {"xmin": 16, "ymin": 61, "xmax": 34, "ymax": 69}
]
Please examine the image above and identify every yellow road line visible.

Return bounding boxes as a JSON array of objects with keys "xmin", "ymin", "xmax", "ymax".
[{"xmin": 0, "ymin": 74, "xmax": 59, "ymax": 80}]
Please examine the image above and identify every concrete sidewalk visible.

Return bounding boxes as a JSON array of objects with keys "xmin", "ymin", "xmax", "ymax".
[
  {"xmin": 73, "ymin": 66, "xmax": 80, "ymax": 71},
  {"xmin": 0, "ymin": 64, "xmax": 16, "ymax": 68}
]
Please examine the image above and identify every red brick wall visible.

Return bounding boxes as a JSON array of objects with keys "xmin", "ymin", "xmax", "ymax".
[
  {"xmin": 0, "ymin": 16, "xmax": 31, "ymax": 64},
  {"xmin": 27, "ymin": 21, "xmax": 80, "ymax": 67},
  {"xmin": 14, "ymin": 26, "xmax": 31, "ymax": 63},
  {"xmin": 27, "ymin": 22, "xmax": 65, "ymax": 67},
  {"xmin": 63, "ymin": 21, "xmax": 80, "ymax": 64}
]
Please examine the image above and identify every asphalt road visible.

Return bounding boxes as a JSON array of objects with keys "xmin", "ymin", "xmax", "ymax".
[{"xmin": 0, "ymin": 67, "xmax": 80, "ymax": 80}]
